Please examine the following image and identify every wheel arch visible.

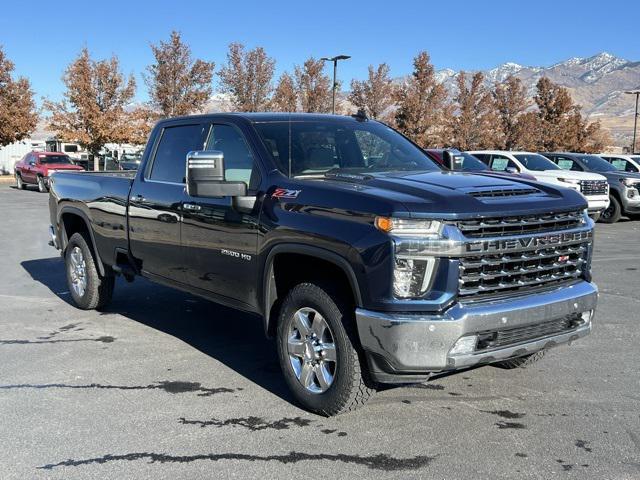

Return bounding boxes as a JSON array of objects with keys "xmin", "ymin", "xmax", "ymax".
[
  {"xmin": 262, "ymin": 244, "xmax": 363, "ymax": 338},
  {"xmin": 58, "ymin": 206, "xmax": 106, "ymax": 276}
]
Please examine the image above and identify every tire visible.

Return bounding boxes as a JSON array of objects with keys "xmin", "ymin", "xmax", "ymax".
[
  {"xmin": 15, "ymin": 174, "xmax": 26, "ymax": 190},
  {"xmin": 37, "ymin": 176, "xmax": 48, "ymax": 193},
  {"xmin": 493, "ymin": 350, "xmax": 546, "ymax": 369},
  {"xmin": 276, "ymin": 282, "xmax": 373, "ymax": 416},
  {"xmin": 600, "ymin": 195, "xmax": 621, "ymax": 223},
  {"xmin": 589, "ymin": 212, "xmax": 601, "ymax": 222},
  {"xmin": 65, "ymin": 232, "xmax": 114, "ymax": 310}
]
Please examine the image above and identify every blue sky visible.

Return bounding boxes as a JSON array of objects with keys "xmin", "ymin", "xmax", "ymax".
[{"xmin": 1, "ymin": 0, "xmax": 638, "ymax": 104}]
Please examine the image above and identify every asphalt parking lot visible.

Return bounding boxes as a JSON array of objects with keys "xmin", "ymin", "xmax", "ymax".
[{"xmin": 0, "ymin": 182, "xmax": 639, "ymax": 479}]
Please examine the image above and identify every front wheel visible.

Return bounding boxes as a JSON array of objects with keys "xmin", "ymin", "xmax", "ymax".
[
  {"xmin": 277, "ymin": 282, "xmax": 373, "ymax": 416},
  {"xmin": 65, "ymin": 232, "xmax": 114, "ymax": 310},
  {"xmin": 600, "ymin": 195, "xmax": 621, "ymax": 223},
  {"xmin": 37, "ymin": 176, "xmax": 48, "ymax": 193}
]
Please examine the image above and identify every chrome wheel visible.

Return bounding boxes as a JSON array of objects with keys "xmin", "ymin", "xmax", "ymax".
[
  {"xmin": 287, "ymin": 307, "xmax": 337, "ymax": 394},
  {"xmin": 37, "ymin": 177, "xmax": 46, "ymax": 192},
  {"xmin": 68, "ymin": 246, "xmax": 87, "ymax": 297},
  {"xmin": 16, "ymin": 175, "xmax": 22, "ymax": 189}
]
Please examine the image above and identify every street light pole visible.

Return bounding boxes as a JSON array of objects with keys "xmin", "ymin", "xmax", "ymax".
[
  {"xmin": 321, "ymin": 55, "xmax": 351, "ymax": 114},
  {"xmin": 626, "ymin": 90, "xmax": 640, "ymax": 154}
]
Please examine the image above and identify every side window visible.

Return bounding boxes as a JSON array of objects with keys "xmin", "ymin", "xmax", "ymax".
[
  {"xmin": 206, "ymin": 124, "xmax": 258, "ymax": 189},
  {"xmin": 555, "ymin": 156, "xmax": 581, "ymax": 171},
  {"xmin": 149, "ymin": 124, "xmax": 205, "ymax": 183},
  {"xmin": 489, "ymin": 154, "xmax": 514, "ymax": 172},
  {"xmin": 473, "ymin": 153, "xmax": 490, "ymax": 164}
]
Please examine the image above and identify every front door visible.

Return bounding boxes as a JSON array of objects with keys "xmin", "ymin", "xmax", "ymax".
[
  {"xmin": 180, "ymin": 122, "xmax": 262, "ymax": 308},
  {"xmin": 128, "ymin": 122, "xmax": 208, "ymax": 281}
]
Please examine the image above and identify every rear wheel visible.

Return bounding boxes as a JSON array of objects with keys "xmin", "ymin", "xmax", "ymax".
[
  {"xmin": 15, "ymin": 174, "xmax": 25, "ymax": 190},
  {"xmin": 65, "ymin": 232, "xmax": 114, "ymax": 310},
  {"xmin": 277, "ymin": 282, "xmax": 373, "ymax": 416},
  {"xmin": 37, "ymin": 176, "xmax": 48, "ymax": 193},
  {"xmin": 493, "ymin": 350, "xmax": 546, "ymax": 369},
  {"xmin": 600, "ymin": 195, "xmax": 621, "ymax": 223}
]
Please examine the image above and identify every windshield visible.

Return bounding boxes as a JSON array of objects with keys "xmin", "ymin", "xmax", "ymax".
[
  {"xmin": 253, "ymin": 120, "xmax": 440, "ymax": 177},
  {"xmin": 513, "ymin": 153, "xmax": 559, "ymax": 171},
  {"xmin": 577, "ymin": 155, "xmax": 617, "ymax": 172},
  {"xmin": 39, "ymin": 155, "xmax": 72, "ymax": 164}
]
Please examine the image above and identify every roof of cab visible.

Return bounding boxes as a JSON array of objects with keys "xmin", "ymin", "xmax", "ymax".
[{"xmin": 159, "ymin": 112, "xmax": 368, "ymax": 124}]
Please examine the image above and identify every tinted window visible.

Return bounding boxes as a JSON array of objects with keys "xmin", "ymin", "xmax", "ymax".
[
  {"xmin": 553, "ymin": 156, "xmax": 583, "ymax": 171},
  {"xmin": 150, "ymin": 124, "xmax": 205, "ymax": 183},
  {"xmin": 606, "ymin": 157, "xmax": 638, "ymax": 173},
  {"xmin": 489, "ymin": 154, "xmax": 517, "ymax": 172},
  {"xmin": 253, "ymin": 120, "xmax": 438, "ymax": 177},
  {"xmin": 576, "ymin": 154, "xmax": 617, "ymax": 172},
  {"xmin": 513, "ymin": 153, "xmax": 559, "ymax": 171},
  {"xmin": 38, "ymin": 154, "xmax": 72, "ymax": 164},
  {"xmin": 472, "ymin": 153, "xmax": 490, "ymax": 164},
  {"xmin": 206, "ymin": 124, "xmax": 258, "ymax": 189}
]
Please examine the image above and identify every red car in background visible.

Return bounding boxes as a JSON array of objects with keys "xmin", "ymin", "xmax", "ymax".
[
  {"xmin": 425, "ymin": 148, "xmax": 537, "ymax": 180},
  {"xmin": 14, "ymin": 152, "xmax": 85, "ymax": 192}
]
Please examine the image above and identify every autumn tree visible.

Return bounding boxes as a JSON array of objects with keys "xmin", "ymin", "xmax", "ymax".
[
  {"xmin": 450, "ymin": 71, "xmax": 499, "ymax": 150},
  {"xmin": 294, "ymin": 57, "xmax": 332, "ymax": 113},
  {"xmin": 0, "ymin": 46, "xmax": 38, "ymax": 148},
  {"xmin": 348, "ymin": 63, "xmax": 395, "ymax": 121},
  {"xmin": 394, "ymin": 51, "xmax": 450, "ymax": 147},
  {"xmin": 218, "ymin": 43, "xmax": 275, "ymax": 112},
  {"xmin": 271, "ymin": 72, "xmax": 298, "ymax": 112},
  {"xmin": 145, "ymin": 31, "xmax": 214, "ymax": 117},
  {"xmin": 493, "ymin": 75, "xmax": 530, "ymax": 149},
  {"xmin": 45, "ymin": 48, "xmax": 136, "ymax": 170}
]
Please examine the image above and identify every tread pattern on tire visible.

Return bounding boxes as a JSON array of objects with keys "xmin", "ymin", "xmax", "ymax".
[
  {"xmin": 493, "ymin": 349, "xmax": 546, "ymax": 369},
  {"xmin": 66, "ymin": 232, "xmax": 114, "ymax": 310},
  {"xmin": 278, "ymin": 282, "xmax": 373, "ymax": 416}
]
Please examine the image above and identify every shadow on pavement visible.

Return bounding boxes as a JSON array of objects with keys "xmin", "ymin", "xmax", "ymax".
[{"xmin": 21, "ymin": 257, "xmax": 293, "ymax": 406}]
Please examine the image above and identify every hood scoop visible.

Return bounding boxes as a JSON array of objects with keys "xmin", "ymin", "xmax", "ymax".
[{"xmin": 466, "ymin": 187, "xmax": 541, "ymax": 198}]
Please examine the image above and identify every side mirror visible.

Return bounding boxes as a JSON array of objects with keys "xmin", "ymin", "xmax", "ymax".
[
  {"xmin": 185, "ymin": 150, "xmax": 247, "ymax": 198},
  {"xmin": 505, "ymin": 166, "xmax": 519, "ymax": 174},
  {"xmin": 29, "ymin": 161, "xmax": 36, "ymax": 166}
]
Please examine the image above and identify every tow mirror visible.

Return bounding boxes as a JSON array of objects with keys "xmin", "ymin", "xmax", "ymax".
[
  {"xmin": 185, "ymin": 150, "xmax": 247, "ymax": 198},
  {"xmin": 442, "ymin": 150, "xmax": 464, "ymax": 170}
]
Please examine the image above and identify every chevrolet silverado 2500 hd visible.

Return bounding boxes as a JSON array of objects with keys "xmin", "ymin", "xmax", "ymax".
[{"xmin": 48, "ymin": 113, "xmax": 598, "ymax": 415}]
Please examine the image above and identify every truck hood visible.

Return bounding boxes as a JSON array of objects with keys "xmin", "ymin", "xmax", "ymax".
[
  {"xmin": 295, "ymin": 170, "xmax": 588, "ymax": 219},
  {"xmin": 532, "ymin": 170, "xmax": 607, "ymax": 181},
  {"xmin": 43, "ymin": 164, "xmax": 85, "ymax": 172}
]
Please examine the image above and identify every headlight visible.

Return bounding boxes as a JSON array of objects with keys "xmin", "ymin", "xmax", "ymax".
[
  {"xmin": 558, "ymin": 177, "xmax": 581, "ymax": 185},
  {"xmin": 620, "ymin": 178, "xmax": 639, "ymax": 188},
  {"xmin": 376, "ymin": 217, "xmax": 443, "ymax": 299}
]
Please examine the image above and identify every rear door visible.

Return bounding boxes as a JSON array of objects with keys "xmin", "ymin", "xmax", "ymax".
[
  {"xmin": 128, "ymin": 121, "xmax": 208, "ymax": 282},
  {"xmin": 180, "ymin": 121, "xmax": 263, "ymax": 307}
]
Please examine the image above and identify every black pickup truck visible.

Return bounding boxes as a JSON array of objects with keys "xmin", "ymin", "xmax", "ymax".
[{"xmin": 48, "ymin": 113, "xmax": 598, "ymax": 415}]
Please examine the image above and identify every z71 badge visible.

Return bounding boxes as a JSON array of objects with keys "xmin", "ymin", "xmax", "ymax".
[{"xmin": 272, "ymin": 188, "xmax": 301, "ymax": 199}]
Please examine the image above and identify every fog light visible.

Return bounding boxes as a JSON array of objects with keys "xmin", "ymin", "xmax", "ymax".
[
  {"xmin": 581, "ymin": 310, "xmax": 593, "ymax": 324},
  {"xmin": 449, "ymin": 335, "xmax": 478, "ymax": 356}
]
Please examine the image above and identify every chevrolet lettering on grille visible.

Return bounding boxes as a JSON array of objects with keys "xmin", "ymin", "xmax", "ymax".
[{"xmin": 465, "ymin": 230, "xmax": 592, "ymax": 254}]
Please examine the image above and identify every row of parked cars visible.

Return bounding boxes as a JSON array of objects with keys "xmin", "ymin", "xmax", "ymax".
[
  {"xmin": 13, "ymin": 146, "xmax": 640, "ymax": 224},
  {"xmin": 425, "ymin": 149, "xmax": 640, "ymax": 224},
  {"xmin": 12, "ymin": 151, "xmax": 143, "ymax": 192}
]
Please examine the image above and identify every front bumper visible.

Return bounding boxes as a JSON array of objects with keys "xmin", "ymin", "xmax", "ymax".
[
  {"xmin": 621, "ymin": 187, "xmax": 640, "ymax": 213},
  {"xmin": 585, "ymin": 195, "xmax": 609, "ymax": 213},
  {"xmin": 356, "ymin": 280, "xmax": 597, "ymax": 383}
]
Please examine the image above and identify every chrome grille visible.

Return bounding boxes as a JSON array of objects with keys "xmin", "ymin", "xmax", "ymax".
[
  {"xmin": 580, "ymin": 180, "xmax": 607, "ymax": 196},
  {"xmin": 475, "ymin": 314, "xmax": 585, "ymax": 351},
  {"xmin": 455, "ymin": 210, "xmax": 583, "ymax": 238},
  {"xmin": 459, "ymin": 243, "xmax": 588, "ymax": 298}
]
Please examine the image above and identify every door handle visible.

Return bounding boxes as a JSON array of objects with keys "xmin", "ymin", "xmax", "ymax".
[{"xmin": 182, "ymin": 203, "xmax": 201, "ymax": 211}]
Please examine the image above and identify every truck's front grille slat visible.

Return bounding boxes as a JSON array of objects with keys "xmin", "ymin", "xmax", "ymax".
[
  {"xmin": 457, "ymin": 210, "xmax": 583, "ymax": 238},
  {"xmin": 475, "ymin": 314, "xmax": 585, "ymax": 351},
  {"xmin": 580, "ymin": 180, "xmax": 608, "ymax": 196}
]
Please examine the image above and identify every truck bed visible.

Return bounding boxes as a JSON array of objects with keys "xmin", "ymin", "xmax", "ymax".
[{"xmin": 49, "ymin": 170, "xmax": 136, "ymax": 265}]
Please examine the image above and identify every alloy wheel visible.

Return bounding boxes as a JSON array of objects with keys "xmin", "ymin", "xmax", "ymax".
[
  {"xmin": 68, "ymin": 246, "xmax": 87, "ymax": 297},
  {"xmin": 287, "ymin": 307, "xmax": 337, "ymax": 394}
]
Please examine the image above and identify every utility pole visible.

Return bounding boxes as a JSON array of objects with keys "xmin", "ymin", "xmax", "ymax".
[
  {"xmin": 321, "ymin": 55, "xmax": 351, "ymax": 114},
  {"xmin": 625, "ymin": 90, "xmax": 640, "ymax": 154}
]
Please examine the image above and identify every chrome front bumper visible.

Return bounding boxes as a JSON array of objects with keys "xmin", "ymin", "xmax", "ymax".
[
  {"xmin": 48, "ymin": 225, "xmax": 60, "ymax": 249},
  {"xmin": 356, "ymin": 281, "xmax": 597, "ymax": 379}
]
